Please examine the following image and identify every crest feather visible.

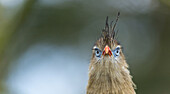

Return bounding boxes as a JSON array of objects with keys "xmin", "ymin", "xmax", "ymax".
[{"xmin": 102, "ymin": 12, "xmax": 120, "ymax": 40}]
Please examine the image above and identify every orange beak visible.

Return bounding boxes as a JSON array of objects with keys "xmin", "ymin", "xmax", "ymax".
[{"xmin": 102, "ymin": 45, "xmax": 112, "ymax": 56}]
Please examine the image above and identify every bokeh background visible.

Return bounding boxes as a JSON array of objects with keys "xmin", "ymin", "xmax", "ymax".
[{"xmin": 0, "ymin": 0, "xmax": 170, "ymax": 94}]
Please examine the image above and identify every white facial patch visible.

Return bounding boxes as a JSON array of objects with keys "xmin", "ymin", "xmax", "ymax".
[
  {"xmin": 93, "ymin": 46, "xmax": 97, "ymax": 49},
  {"xmin": 117, "ymin": 45, "xmax": 121, "ymax": 48}
]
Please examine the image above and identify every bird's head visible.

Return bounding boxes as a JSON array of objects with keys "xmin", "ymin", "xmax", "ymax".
[{"xmin": 90, "ymin": 12, "xmax": 127, "ymax": 72}]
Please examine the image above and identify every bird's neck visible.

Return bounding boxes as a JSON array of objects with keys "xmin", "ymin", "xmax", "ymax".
[{"xmin": 86, "ymin": 62, "xmax": 136, "ymax": 94}]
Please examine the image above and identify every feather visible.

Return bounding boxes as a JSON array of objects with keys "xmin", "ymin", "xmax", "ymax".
[{"xmin": 87, "ymin": 12, "xmax": 136, "ymax": 94}]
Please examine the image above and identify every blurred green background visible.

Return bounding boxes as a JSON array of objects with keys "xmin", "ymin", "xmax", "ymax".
[{"xmin": 0, "ymin": 0, "xmax": 170, "ymax": 94}]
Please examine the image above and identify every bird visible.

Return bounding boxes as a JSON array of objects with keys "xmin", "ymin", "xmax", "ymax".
[{"xmin": 86, "ymin": 12, "xmax": 136, "ymax": 94}]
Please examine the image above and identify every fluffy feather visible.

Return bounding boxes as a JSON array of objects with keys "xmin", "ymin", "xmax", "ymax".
[{"xmin": 86, "ymin": 13, "xmax": 136, "ymax": 94}]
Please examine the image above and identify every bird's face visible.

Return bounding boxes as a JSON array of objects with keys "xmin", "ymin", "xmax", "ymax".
[
  {"xmin": 92, "ymin": 38, "xmax": 124, "ymax": 63},
  {"xmin": 90, "ymin": 37, "xmax": 126, "ymax": 71}
]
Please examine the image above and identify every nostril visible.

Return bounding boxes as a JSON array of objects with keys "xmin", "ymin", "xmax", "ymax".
[
  {"xmin": 108, "ymin": 50, "xmax": 112, "ymax": 56},
  {"xmin": 102, "ymin": 51, "xmax": 105, "ymax": 55}
]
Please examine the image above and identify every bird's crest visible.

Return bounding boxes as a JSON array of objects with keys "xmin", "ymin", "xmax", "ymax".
[{"xmin": 102, "ymin": 12, "xmax": 120, "ymax": 40}]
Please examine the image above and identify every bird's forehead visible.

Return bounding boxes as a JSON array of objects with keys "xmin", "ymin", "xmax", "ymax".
[{"xmin": 94, "ymin": 37, "xmax": 119, "ymax": 50}]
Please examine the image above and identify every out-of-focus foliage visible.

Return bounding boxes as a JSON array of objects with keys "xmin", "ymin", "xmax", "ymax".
[
  {"xmin": 161, "ymin": 0, "xmax": 170, "ymax": 6},
  {"xmin": 0, "ymin": 0, "xmax": 170, "ymax": 94}
]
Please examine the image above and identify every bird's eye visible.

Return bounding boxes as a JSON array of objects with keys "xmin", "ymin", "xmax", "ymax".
[
  {"xmin": 94, "ymin": 48, "xmax": 101, "ymax": 57},
  {"xmin": 113, "ymin": 46, "xmax": 120, "ymax": 57}
]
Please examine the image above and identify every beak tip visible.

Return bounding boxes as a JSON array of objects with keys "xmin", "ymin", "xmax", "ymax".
[
  {"xmin": 104, "ymin": 45, "xmax": 109, "ymax": 54},
  {"xmin": 103, "ymin": 45, "xmax": 112, "ymax": 56}
]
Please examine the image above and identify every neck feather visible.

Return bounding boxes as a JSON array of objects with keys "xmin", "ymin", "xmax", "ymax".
[{"xmin": 86, "ymin": 61, "xmax": 136, "ymax": 94}]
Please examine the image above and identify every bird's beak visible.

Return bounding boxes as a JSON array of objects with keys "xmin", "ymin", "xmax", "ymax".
[{"xmin": 102, "ymin": 45, "xmax": 112, "ymax": 56}]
